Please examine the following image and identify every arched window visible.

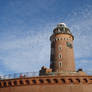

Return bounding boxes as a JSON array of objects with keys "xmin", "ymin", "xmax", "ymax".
[
  {"xmin": 59, "ymin": 61, "xmax": 62, "ymax": 68},
  {"xmin": 58, "ymin": 38, "xmax": 59, "ymax": 40},
  {"xmin": 58, "ymin": 53, "xmax": 62, "ymax": 59},
  {"xmin": 58, "ymin": 45, "xmax": 62, "ymax": 51}
]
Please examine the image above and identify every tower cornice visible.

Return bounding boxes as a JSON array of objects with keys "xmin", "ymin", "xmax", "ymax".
[{"xmin": 50, "ymin": 33, "xmax": 74, "ymax": 42}]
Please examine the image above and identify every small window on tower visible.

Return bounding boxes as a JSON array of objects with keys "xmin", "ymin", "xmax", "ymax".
[
  {"xmin": 58, "ymin": 45, "xmax": 62, "ymax": 51},
  {"xmin": 59, "ymin": 61, "xmax": 62, "ymax": 68},
  {"xmin": 58, "ymin": 53, "xmax": 62, "ymax": 59}
]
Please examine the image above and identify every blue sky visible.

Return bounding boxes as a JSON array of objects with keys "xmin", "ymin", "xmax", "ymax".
[{"xmin": 0, "ymin": 0, "xmax": 92, "ymax": 75}]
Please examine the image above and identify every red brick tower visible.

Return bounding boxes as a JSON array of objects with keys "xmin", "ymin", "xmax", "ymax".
[{"xmin": 50, "ymin": 23, "xmax": 75, "ymax": 72}]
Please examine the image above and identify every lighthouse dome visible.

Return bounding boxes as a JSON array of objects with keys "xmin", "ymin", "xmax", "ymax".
[
  {"xmin": 53, "ymin": 23, "xmax": 73, "ymax": 39},
  {"xmin": 57, "ymin": 23, "xmax": 67, "ymax": 27}
]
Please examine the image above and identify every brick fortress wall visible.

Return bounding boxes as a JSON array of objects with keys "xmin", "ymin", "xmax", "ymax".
[{"xmin": 0, "ymin": 75, "xmax": 92, "ymax": 92}]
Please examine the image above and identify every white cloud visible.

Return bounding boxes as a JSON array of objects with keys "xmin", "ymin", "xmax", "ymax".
[
  {"xmin": 65, "ymin": 6, "xmax": 92, "ymax": 59},
  {"xmin": 76, "ymin": 59, "xmax": 92, "ymax": 74},
  {"xmin": 66, "ymin": 6, "xmax": 92, "ymax": 72},
  {"xmin": 0, "ymin": 24, "xmax": 53, "ymax": 73},
  {"xmin": 0, "ymin": 5, "xmax": 92, "ymax": 75}
]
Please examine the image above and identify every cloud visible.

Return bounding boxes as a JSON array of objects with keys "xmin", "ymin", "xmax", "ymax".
[
  {"xmin": 0, "ymin": 4, "xmax": 92, "ymax": 75},
  {"xmin": 0, "ymin": 24, "xmax": 54, "ymax": 73},
  {"xmin": 76, "ymin": 59, "xmax": 92, "ymax": 74},
  {"xmin": 64, "ymin": 6, "xmax": 92, "ymax": 73},
  {"xmin": 65, "ymin": 6, "xmax": 92, "ymax": 59}
]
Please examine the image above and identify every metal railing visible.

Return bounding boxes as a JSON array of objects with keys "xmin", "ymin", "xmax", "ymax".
[
  {"xmin": 0, "ymin": 72, "xmax": 39, "ymax": 80},
  {"xmin": 0, "ymin": 71, "xmax": 92, "ymax": 80}
]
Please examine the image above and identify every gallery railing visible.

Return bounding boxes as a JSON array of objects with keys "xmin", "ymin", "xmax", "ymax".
[
  {"xmin": 0, "ymin": 72, "xmax": 39, "ymax": 80},
  {"xmin": 0, "ymin": 71, "xmax": 92, "ymax": 80}
]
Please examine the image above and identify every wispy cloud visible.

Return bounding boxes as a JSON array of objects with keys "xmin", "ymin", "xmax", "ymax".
[
  {"xmin": 0, "ymin": 1, "xmax": 92, "ymax": 75},
  {"xmin": 66, "ymin": 6, "xmax": 92, "ymax": 72},
  {"xmin": 0, "ymin": 24, "xmax": 53, "ymax": 73},
  {"xmin": 70, "ymin": 6, "xmax": 92, "ymax": 58}
]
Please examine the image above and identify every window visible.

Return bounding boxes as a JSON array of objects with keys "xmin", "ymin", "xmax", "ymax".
[
  {"xmin": 58, "ymin": 45, "xmax": 62, "ymax": 51},
  {"xmin": 59, "ymin": 61, "xmax": 62, "ymax": 68},
  {"xmin": 58, "ymin": 38, "xmax": 59, "ymax": 40},
  {"xmin": 58, "ymin": 53, "xmax": 62, "ymax": 59}
]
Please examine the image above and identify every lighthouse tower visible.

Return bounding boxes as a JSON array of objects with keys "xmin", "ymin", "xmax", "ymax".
[{"xmin": 50, "ymin": 23, "xmax": 75, "ymax": 72}]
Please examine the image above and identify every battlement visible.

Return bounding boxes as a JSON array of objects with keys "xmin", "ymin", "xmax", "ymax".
[{"xmin": 0, "ymin": 75, "xmax": 92, "ymax": 88}]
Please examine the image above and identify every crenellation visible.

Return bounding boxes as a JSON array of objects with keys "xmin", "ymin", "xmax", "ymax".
[{"xmin": 0, "ymin": 76, "xmax": 92, "ymax": 88}]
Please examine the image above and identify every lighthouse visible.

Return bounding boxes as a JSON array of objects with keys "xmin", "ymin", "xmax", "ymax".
[
  {"xmin": 39, "ymin": 23, "xmax": 76, "ymax": 75},
  {"xmin": 50, "ymin": 23, "xmax": 75, "ymax": 72}
]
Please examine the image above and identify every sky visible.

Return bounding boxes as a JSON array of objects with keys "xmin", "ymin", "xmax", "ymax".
[{"xmin": 0, "ymin": 0, "xmax": 92, "ymax": 75}]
